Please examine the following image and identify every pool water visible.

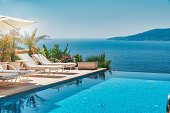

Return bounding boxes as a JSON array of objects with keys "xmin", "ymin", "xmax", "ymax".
[{"xmin": 0, "ymin": 71, "xmax": 170, "ymax": 113}]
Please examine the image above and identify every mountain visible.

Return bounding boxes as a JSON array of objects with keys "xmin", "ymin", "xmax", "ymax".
[{"xmin": 107, "ymin": 28, "xmax": 170, "ymax": 41}]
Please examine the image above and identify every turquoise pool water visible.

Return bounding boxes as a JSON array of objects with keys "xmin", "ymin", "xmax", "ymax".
[{"xmin": 0, "ymin": 71, "xmax": 170, "ymax": 113}]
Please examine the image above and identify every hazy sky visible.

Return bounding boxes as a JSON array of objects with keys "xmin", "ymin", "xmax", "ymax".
[{"xmin": 0, "ymin": 0, "xmax": 170, "ymax": 38}]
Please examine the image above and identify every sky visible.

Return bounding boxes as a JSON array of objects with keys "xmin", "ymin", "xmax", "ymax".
[{"xmin": 0, "ymin": 0, "xmax": 170, "ymax": 38}]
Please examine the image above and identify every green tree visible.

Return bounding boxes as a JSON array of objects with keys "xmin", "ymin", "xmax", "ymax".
[
  {"xmin": 0, "ymin": 34, "xmax": 11, "ymax": 62},
  {"xmin": 9, "ymin": 30, "xmax": 21, "ymax": 62},
  {"xmin": 21, "ymin": 28, "xmax": 48, "ymax": 56}
]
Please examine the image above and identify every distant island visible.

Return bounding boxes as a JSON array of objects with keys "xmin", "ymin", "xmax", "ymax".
[{"xmin": 107, "ymin": 28, "xmax": 170, "ymax": 41}]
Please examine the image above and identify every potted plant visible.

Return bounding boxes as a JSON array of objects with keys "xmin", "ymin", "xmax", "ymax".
[{"xmin": 84, "ymin": 53, "xmax": 112, "ymax": 70}]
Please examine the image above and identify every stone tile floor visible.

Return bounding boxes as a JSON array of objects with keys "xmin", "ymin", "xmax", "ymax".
[{"xmin": 0, "ymin": 68, "xmax": 105, "ymax": 98}]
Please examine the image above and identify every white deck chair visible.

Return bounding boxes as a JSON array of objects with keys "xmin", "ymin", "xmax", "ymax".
[
  {"xmin": 32, "ymin": 54, "xmax": 76, "ymax": 70},
  {"xmin": 0, "ymin": 73, "xmax": 19, "ymax": 86},
  {"xmin": 17, "ymin": 54, "xmax": 63, "ymax": 75},
  {"xmin": 0, "ymin": 64, "xmax": 34, "ymax": 79}
]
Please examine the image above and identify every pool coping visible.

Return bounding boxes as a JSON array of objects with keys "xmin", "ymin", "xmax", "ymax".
[{"xmin": 0, "ymin": 68, "xmax": 107, "ymax": 101}]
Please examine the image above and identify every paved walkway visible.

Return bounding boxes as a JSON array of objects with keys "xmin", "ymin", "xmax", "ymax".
[{"xmin": 0, "ymin": 68, "xmax": 106, "ymax": 98}]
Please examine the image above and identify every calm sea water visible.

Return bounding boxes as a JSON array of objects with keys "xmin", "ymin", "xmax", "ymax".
[{"xmin": 37, "ymin": 39, "xmax": 170, "ymax": 74}]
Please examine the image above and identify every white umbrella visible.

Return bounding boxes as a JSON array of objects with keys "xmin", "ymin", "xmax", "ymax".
[{"xmin": 0, "ymin": 16, "xmax": 35, "ymax": 31}]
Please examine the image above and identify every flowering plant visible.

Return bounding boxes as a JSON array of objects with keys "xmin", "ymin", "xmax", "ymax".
[{"xmin": 60, "ymin": 55, "xmax": 73, "ymax": 63}]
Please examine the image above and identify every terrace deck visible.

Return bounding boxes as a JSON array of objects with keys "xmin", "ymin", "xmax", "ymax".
[{"xmin": 0, "ymin": 68, "xmax": 106, "ymax": 99}]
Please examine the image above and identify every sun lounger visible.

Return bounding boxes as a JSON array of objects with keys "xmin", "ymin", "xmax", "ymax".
[
  {"xmin": 17, "ymin": 54, "xmax": 63, "ymax": 75},
  {"xmin": 0, "ymin": 73, "xmax": 19, "ymax": 86},
  {"xmin": 0, "ymin": 64, "xmax": 34, "ymax": 79},
  {"xmin": 32, "ymin": 54, "xmax": 76, "ymax": 70}
]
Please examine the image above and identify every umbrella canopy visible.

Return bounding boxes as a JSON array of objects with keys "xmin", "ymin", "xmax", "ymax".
[{"xmin": 0, "ymin": 16, "xmax": 35, "ymax": 31}]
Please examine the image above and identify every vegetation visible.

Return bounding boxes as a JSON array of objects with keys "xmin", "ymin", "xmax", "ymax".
[
  {"xmin": 0, "ymin": 28, "xmax": 113, "ymax": 70},
  {"xmin": 60, "ymin": 55, "xmax": 74, "ymax": 63},
  {"xmin": 0, "ymin": 28, "xmax": 47, "ymax": 61},
  {"xmin": 0, "ymin": 34, "xmax": 11, "ymax": 62},
  {"xmin": 85, "ymin": 53, "xmax": 112, "ymax": 69},
  {"xmin": 0, "ymin": 30, "xmax": 21, "ymax": 62},
  {"xmin": 48, "ymin": 43, "xmax": 71, "ymax": 61},
  {"xmin": 73, "ymin": 54, "xmax": 83, "ymax": 66},
  {"xmin": 9, "ymin": 30, "xmax": 21, "ymax": 61},
  {"xmin": 42, "ymin": 44, "xmax": 112, "ymax": 69},
  {"xmin": 21, "ymin": 28, "xmax": 48, "ymax": 56},
  {"xmin": 42, "ymin": 44, "xmax": 50, "ymax": 59}
]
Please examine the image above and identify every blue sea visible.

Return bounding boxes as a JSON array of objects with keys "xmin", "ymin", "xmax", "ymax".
[{"xmin": 37, "ymin": 39, "xmax": 170, "ymax": 74}]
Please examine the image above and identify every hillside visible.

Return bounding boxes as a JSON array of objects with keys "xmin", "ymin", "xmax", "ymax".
[{"xmin": 107, "ymin": 28, "xmax": 170, "ymax": 41}]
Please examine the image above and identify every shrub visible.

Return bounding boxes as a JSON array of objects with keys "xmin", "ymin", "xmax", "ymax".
[
  {"xmin": 73, "ymin": 54, "xmax": 83, "ymax": 65},
  {"xmin": 60, "ymin": 55, "xmax": 73, "ymax": 63},
  {"xmin": 9, "ymin": 30, "xmax": 20, "ymax": 62},
  {"xmin": 49, "ymin": 43, "xmax": 70, "ymax": 60},
  {"xmin": 42, "ymin": 44, "xmax": 50, "ymax": 59},
  {"xmin": 0, "ymin": 30, "xmax": 21, "ymax": 62},
  {"xmin": 85, "ymin": 53, "xmax": 112, "ymax": 69},
  {"xmin": 0, "ymin": 34, "xmax": 11, "ymax": 62}
]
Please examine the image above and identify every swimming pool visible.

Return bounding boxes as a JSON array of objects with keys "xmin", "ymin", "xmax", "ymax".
[{"xmin": 0, "ymin": 71, "xmax": 170, "ymax": 113}]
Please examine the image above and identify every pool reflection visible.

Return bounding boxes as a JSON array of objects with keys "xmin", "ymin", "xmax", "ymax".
[
  {"xmin": 0, "ymin": 94, "xmax": 46, "ymax": 113},
  {"xmin": 0, "ymin": 72, "xmax": 107, "ymax": 113}
]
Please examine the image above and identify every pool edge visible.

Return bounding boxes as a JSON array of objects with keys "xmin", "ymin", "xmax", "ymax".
[{"xmin": 0, "ymin": 68, "xmax": 107, "ymax": 100}]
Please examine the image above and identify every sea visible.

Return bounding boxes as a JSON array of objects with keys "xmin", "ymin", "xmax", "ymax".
[{"xmin": 36, "ymin": 38, "xmax": 170, "ymax": 74}]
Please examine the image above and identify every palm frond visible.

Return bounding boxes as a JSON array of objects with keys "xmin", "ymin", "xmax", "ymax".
[
  {"xmin": 34, "ymin": 35, "xmax": 48, "ymax": 46},
  {"xmin": 20, "ymin": 28, "xmax": 47, "ymax": 55}
]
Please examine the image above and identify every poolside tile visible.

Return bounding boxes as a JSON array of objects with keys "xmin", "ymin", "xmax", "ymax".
[{"xmin": 0, "ymin": 68, "xmax": 106, "ymax": 99}]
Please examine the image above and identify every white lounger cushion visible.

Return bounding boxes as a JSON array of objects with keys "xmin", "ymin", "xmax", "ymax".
[
  {"xmin": 0, "ymin": 73, "xmax": 19, "ymax": 80},
  {"xmin": 17, "ymin": 54, "xmax": 38, "ymax": 67},
  {"xmin": 0, "ymin": 70, "xmax": 34, "ymax": 74},
  {"xmin": 0, "ymin": 65, "xmax": 4, "ymax": 71},
  {"xmin": 17, "ymin": 54, "xmax": 62, "ymax": 69},
  {"xmin": 32, "ymin": 54, "xmax": 51, "ymax": 64},
  {"xmin": 0, "ymin": 63, "xmax": 34, "ymax": 75},
  {"xmin": 45, "ymin": 63, "xmax": 76, "ymax": 65},
  {"xmin": 31, "ymin": 65, "xmax": 62, "ymax": 69},
  {"xmin": 32, "ymin": 54, "xmax": 76, "ymax": 67}
]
